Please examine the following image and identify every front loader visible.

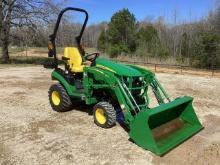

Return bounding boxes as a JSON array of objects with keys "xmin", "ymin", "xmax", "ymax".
[{"xmin": 43, "ymin": 7, "xmax": 203, "ymax": 156}]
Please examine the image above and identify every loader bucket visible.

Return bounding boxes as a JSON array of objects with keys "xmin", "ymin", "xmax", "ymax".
[{"xmin": 129, "ymin": 96, "xmax": 203, "ymax": 156}]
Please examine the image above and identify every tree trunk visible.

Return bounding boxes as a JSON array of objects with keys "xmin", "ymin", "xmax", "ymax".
[
  {"xmin": 0, "ymin": 0, "xmax": 12, "ymax": 62},
  {"xmin": 0, "ymin": 0, "xmax": 3, "ymax": 60},
  {"xmin": 1, "ymin": 33, "xmax": 10, "ymax": 62},
  {"xmin": 1, "ymin": 24, "xmax": 10, "ymax": 62}
]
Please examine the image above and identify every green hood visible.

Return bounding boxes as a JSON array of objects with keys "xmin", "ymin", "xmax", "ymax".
[{"xmin": 95, "ymin": 58, "xmax": 143, "ymax": 77}]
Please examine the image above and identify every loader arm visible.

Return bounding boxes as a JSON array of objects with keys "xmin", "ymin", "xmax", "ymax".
[
  {"xmin": 84, "ymin": 65, "xmax": 172, "ymax": 124},
  {"xmin": 84, "ymin": 66, "xmax": 137, "ymax": 124}
]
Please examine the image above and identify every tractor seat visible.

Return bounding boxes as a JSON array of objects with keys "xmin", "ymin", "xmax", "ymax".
[{"xmin": 63, "ymin": 47, "xmax": 85, "ymax": 73}]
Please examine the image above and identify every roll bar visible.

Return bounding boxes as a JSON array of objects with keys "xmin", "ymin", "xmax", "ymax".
[{"xmin": 48, "ymin": 7, "xmax": 89, "ymax": 65}]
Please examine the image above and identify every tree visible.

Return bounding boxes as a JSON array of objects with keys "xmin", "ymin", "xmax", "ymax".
[
  {"xmin": 136, "ymin": 24, "xmax": 169, "ymax": 59},
  {"xmin": 213, "ymin": 5, "xmax": 220, "ymax": 35},
  {"xmin": 104, "ymin": 8, "xmax": 137, "ymax": 56},
  {"xmin": 136, "ymin": 25, "xmax": 159, "ymax": 55},
  {"xmin": 0, "ymin": 0, "xmax": 57, "ymax": 62},
  {"xmin": 179, "ymin": 32, "xmax": 190, "ymax": 62},
  {"xmin": 97, "ymin": 29, "xmax": 107, "ymax": 51},
  {"xmin": 0, "ymin": 0, "xmax": 13, "ymax": 62},
  {"xmin": 191, "ymin": 32, "xmax": 220, "ymax": 68}
]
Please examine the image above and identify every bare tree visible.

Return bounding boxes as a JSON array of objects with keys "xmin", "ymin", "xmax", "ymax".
[{"xmin": 0, "ymin": 0, "xmax": 58, "ymax": 62}]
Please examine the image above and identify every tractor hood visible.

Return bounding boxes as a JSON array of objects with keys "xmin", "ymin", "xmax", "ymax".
[{"xmin": 95, "ymin": 58, "xmax": 143, "ymax": 77}]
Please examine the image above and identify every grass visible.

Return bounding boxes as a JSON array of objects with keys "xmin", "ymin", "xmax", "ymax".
[
  {"xmin": 0, "ymin": 47, "xmax": 98, "ymax": 55},
  {"xmin": 0, "ymin": 47, "xmax": 186, "ymax": 66},
  {"xmin": 0, "ymin": 56, "xmax": 65, "ymax": 66},
  {"xmin": 29, "ymin": 47, "xmax": 64, "ymax": 54},
  {"xmin": 0, "ymin": 56, "xmax": 49, "ymax": 64},
  {"xmin": 0, "ymin": 47, "xmax": 25, "ymax": 54},
  {"xmin": 1, "ymin": 47, "xmax": 216, "ymax": 69},
  {"xmin": 0, "ymin": 47, "xmax": 99, "ymax": 64}
]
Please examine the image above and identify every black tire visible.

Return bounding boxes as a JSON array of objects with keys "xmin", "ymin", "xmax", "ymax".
[
  {"xmin": 49, "ymin": 83, "xmax": 72, "ymax": 112},
  {"xmin": 93, "ymin": 102, "xmax": 116, "ymax": 128}
]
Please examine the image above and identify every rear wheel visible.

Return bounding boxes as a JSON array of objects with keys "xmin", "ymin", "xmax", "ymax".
[
  {"xmin": 93, "ymin": 102, "xmax": 116, "ymax": 128},
  {"xmin": 49, "ymin": 83, "xmax": 72, "ymax": 112}
]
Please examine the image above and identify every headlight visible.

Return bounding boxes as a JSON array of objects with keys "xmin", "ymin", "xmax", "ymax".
[{"xmin": 139, "ymin": 77, "xmax": 143, "ymax": 81}]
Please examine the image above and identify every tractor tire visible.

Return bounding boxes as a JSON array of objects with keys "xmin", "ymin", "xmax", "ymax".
[
  {"xmin": 93, "ymin": 102, "xmax": 116, "ymax": 128},
  {"xmin": 49, "ymin": 83, "xmax": 72, "ymax": 112}
]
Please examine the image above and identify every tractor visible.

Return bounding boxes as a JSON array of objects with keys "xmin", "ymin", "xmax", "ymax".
[{"xmin": 43, "ymin": 7, "xmax": 203, "ymax": 156}]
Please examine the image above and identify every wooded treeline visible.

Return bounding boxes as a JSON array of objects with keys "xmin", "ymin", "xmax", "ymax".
[
  {"xmin": 1, "ymin": 1, "xmax": 219, "ymax": 68},
  {"xmin": 98, "ymin": 7, "xmax": 220, "ymax": 68}
]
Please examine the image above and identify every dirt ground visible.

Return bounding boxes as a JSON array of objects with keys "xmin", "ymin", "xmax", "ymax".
[{"xmin": 0, "ymin": 65, "xmax": 219, "ymax": 165}]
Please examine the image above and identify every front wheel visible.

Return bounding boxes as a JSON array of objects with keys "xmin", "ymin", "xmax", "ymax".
[
  {"xmin": 93, "ymin": 102, "xmax": 116, "ymax": 128},
  {"xmin": 48, "ymin": 83, "xmax": 72, "ymax": 112}
]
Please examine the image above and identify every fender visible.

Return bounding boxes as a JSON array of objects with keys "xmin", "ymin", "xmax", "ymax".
[{"xmin": 51, "ymin": 70, "xmax": 84, "ymax": 97}]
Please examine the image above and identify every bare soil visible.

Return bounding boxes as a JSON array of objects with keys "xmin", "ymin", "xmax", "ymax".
[{"xmin": 0, "ymin": 66, "xmax": 219, "ymax": 165}]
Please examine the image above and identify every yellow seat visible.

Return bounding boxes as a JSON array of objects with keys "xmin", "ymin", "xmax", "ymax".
[{"xmin": 64, "ymin": 47, "xmax": 84, "ymax": 73}]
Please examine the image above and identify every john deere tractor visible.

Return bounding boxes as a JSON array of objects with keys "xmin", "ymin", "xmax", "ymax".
[{"xmin": 44, "ymin": 7, "xmax": 203, "ymax": 156}]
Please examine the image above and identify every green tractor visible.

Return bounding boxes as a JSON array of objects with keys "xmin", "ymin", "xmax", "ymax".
[{"xmin": 44, "ymin": 7, "xmax": 203, "ymax": 156}]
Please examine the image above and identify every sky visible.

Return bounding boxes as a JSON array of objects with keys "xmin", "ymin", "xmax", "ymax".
[{"xmin": 59, "ymin": 0, "xmax": 219, "ymax": 24}]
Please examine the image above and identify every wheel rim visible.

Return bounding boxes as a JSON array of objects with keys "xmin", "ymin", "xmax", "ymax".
[
  {"xmin": 52, "ymin": 91, "xmax": 61, "ymax": 106},
  {"xmin": 95, "ymin": 108, "xmax": 106, "ymax": 125}
]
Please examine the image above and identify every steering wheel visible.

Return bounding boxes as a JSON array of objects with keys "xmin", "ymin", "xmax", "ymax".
[{"xmin": 84, "ymin": 52, "xmax": 99, "ymax": 62}]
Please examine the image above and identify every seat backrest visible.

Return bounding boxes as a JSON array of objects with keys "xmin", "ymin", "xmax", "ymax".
[{"xmin": 64, "ymin": 47, "xmax": 83, "ymax": 72}]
